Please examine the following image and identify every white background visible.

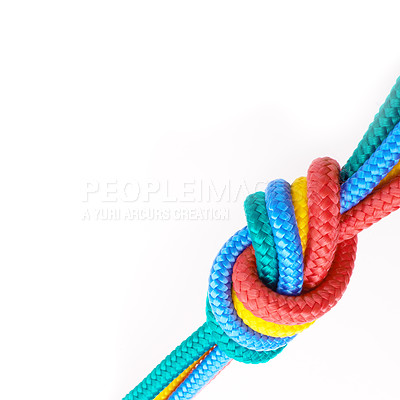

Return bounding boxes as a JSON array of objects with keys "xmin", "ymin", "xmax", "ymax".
[{"xmin": 1, "ymin": 1, "xmax": 400, "ymax": 399}]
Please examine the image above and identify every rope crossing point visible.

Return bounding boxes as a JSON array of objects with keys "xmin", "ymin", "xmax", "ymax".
[{"xmin": 123, "ymin": 77, "xmax": 400, "ymax": 400}]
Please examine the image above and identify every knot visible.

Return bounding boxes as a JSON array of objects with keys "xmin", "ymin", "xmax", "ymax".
[{"xmin": 206, "ymin": 154, "xmax": 400, "ymax": 363}]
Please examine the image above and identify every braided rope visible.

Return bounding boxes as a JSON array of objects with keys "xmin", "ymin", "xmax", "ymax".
[
  {"xmin": 341, "ymin": 77, "xmax": 400, "ymax": 181},
  {"xmin": 340, "ymin": 122, "xmax": 400, "ymax": 212},
  {"xmin": 207, "ymin": 227, "xmax": 293, "ymax": 351},
  {"xmin": 244, "ymin": 192, "xmax": 279, "ymax": 290},
  {"xmin": 234, "ymin": 152, "xmax": 400, "ymax": 326},
  {"xmin": 169, "ymin": 180, "xmax": 314, "ymax": 397},
  {"xmin": 339, "ymin": 173, "xmax": 400, "ymax": 241},
  {"xmin": 232, "ymin": 180, "xmax": 313, "ymax": 337},
  {"xmin": 123, "ymin": 77, "xmax": 400, "ymax": 400},
  {"xmin": 123, "ymin": 324, "xmax": 214, "ymax": 400},
  {"xmin": 205, "ymin": 298, "xmax": 284, "ymax": 364},
  {"xmin": 376, "ymin": 158, "xmax": 400, "ymax": 189},
  {"xmin": 232, "ymin": 289, "xmax": 314, "ymax": 337},
  {"xmin": 154, "ymin": 348, "xmax": 214, "ymax": 400},
  {"xmin": 233, "ymin": 236, "xmax": 358, "ymax": 325},
  {"xmin": 169, "ymin": 347, "xmax": 231, "ymax": 399},
  {"xmin": 291, "ymin": 177, "xmax": 309, "ymax": 253},
  {"xmin": 207, "ymin": 150, "xmax": 400, "ymax": 357},
  {"xmin": 303, "ymin": 157, "xmax": 341, "ymax": 290},
  {"xmin": 265, "ymin": 179, "xmax": 304, "ymax": 295}
]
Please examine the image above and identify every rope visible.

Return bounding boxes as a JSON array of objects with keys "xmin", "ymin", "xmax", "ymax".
[
  {"xmin": 123, "ymin": 324, "xmax": 214, "ymax": 400},
  {"xmin": 207, "ymin": 227, "xmax": 294, "ymax": 351},
  {"xmin": 232, "ymin": 290, "xmax": 314, "ymax": 337},
  {"xmin": 233, "ymin": 236, "xmax": 358, "ymax": 325},
  {"xmin": 233, "ymin": 179, "xmax": 313, "ymax": 337},
  {"xmin": 123, "ymin": 77, "xmax": 400, "ymax": 400},
  {"xmin": 244, "ymin": 192, "xmax": 279, "ymax": 290},
  {"xmin": 340, "ymin": 122, "xmax": 400, "ymax": 212},
  {"xmin": 265, "ymin": 179, "xmax": 304, "ymax": 295},
  {"xmin": 339, "ymin": 173, "xmax": 400, "ymax": 240},
  {"xmin": 341, "ymin": 77, "xmax": 400, "ymax": 181},
  {"xmin": 291, "ymin": 177, "xmax": 309, "ymax": 253},
  {"xmin": 234, "ymin": 146, "xmax": 400, "ymax": 325},
  {"xmin": 154, "ymin": 348, "xmax": 214, "ymax": 400},
  {"xmin": 169, "ymin": 347, "xmax": 231, "ymax": 399}
]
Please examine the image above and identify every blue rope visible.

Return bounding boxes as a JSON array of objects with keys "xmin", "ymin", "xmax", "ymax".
[
  {"xmin": 208, "ymin": 227, "xmax": 294, "ymax": 351},
  {"xmin": 169, "ymin": 346, "xmax": 230, "ymax": 400},
  {"xmin": 265, "ymin": 179, "xmax": 304, "ymax": 295},
  {"xmin": 340, "ymin": 121, "xmax": 400, "ymax": 212}
]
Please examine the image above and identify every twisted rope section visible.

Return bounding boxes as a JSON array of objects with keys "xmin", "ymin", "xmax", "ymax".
[
  {"xmin": 340, "ymin": 122, "xmax": 400, "ymax": 212},
  {"xmin": 154, "ymin": 348, "xmax": 215, "ymax": 400},
  {"xmin": 123, "ymin": 79, "xmax": 400, "ymax": 400},
  {"xmin": 233, "ymin": 236, "xmax": 358, "ymax": 325},
  {"xmin": 339, "ymin": 173, "xmax": 400, "ymax": 241},
  {"xmin": 123, "ymin": 324, "xmax": 214, "ymax": 400},
  {"xmin": 341, "ymin": 76, "xmax": 400, "ymax": 181},
  {"xmin": 265, "ymin": 179, "xmax": 304, "ymax": 295},
  {"xmin": 209, "ymin": 130, "xmax": 400, "ymax": 363},
  {"xmin": 244, "ymin": 192, "xmax": 279, "ymax": 290},
  {"xmin": 169, "ymin": 347, "xmax": 231, "ymax": 399},
  {"xmin": 233, "ymin": 155, "xmax": 400, "ymax": 328},
  {"xmin": 303, "ymin": 158, "xmax": 341, "ymax": 291},
  {"xmin": 291, "ymin": 177, "xmax": 309, "ymax": 253}
]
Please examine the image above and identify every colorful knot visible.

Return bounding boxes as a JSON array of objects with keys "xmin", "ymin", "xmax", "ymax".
[
  {"xmin": 206, "ymin": 122, "xmax": 400, "ymax": 364},
  {"xmin": 124, "ymin": 83, "xmax": 400, "ymax": 400},
  {"xmin": 207, "ymin": 157, "xmax": 358, "ymax": 362}
]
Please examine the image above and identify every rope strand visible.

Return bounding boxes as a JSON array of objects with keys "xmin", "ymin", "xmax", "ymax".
[{"xmin": 123, "ymin": 77, "xmax": 400, "ymax": 400}]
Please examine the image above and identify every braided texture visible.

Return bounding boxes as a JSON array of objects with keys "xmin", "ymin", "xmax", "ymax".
[
  {"xmin": 232, "ymin": 179, "xmax": 313, "ymax": 337},
  {"xmin": 232, "ymin": 289, "xmax": 314, "ymax": 337},
  {"xmin": 265, "ymin": 179, "xmax": 304, "ymax": 295},
  {"xmin": 303, "ymin": 157, "xmax": 341, "ymax": 290},
  {"xmin": 233, "ymin": 237, "xmax": 357, "ymax": 324},
  {"xmin": 341, "ymin": 76, "xmax": 400, "ymax": 181},
  {"xmin": 123, "ymin": 324, "xmax": 213, "ymax": 400},
  {"xmin": 291, "ymin": 177, "xmax": 309, "ymax": 253},
  {"xmin": 154, "ymin": 348, "xmax": 214, "ymax": 400},
  {"xmin": 233, "ymin": 145, "xmax": 400, "ymax": 328},
  {"xmin": 340, "ymin": 122, "xmax": 400, "ymax": 212},
  {"xmin": 340, "ymin": 174, "xmax": 400, "ymax": 241},
  {"xmin": 123, "ymin": 77, "xmax": 400, "ymax": 400},
  {"xmin": 169, "ymin": 347, "xmax": 231, "ymax": 400},
  {"xmin": 244, "ymin": 192, "xmax": 279, "ymax": 289},
  {"xmin": 377, "ymin": 158, "xmax": 400, "ymax": 189},
  {"xmin": 205, "ymin": 299, "xmax": 285, "ymax": 364},
  {"xmin": 207, "ymin": 228, "xmax": 293, "ymax": 351},
  {"xmin": 341, "ymin": 77, "xmax": 400, "ymax": 182}
]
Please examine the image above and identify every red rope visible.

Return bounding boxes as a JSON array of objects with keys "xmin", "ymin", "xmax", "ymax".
[{"xmin": 233, "ymin": 163, "xmax": 400, "ymax": 325}]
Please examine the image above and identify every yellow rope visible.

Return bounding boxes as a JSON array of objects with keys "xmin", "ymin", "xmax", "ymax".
[
  {"xmin": 375, "ymin": 160, "xmax": 400, "ymax": 190},
  {"xmin": 291, "ymin": 177, "xmax": 309, "ymax": 253},
  {"xmin": 154, "ymin": 347, "xmax": 214, "ymax": 400}
]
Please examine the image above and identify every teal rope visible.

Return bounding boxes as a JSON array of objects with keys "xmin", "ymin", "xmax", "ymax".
[
  {"xmin": 341, "ymin": 76, "xmax": 400, "ymax": 181},
  {"xmin": 123, "ymin": 323, "xmax": 214, "ymax": 400},
  {"xmin": 244, "ymin": 192, "xmax": 279, "ymax": 290}
]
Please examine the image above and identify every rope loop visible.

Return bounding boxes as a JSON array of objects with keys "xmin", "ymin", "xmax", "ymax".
[
  {"xmin": 125, "ymin": 82, "xmax": 400, "ymax": 400},
  {"xmin": 207, "ymin": 156, "xmax": 364, "ymax": 362}
]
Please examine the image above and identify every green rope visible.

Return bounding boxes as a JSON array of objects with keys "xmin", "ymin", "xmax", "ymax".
[
  {"xmin": 244, "ymin": 192, "xmax": 279, "ymax": 289},
  {"xmin": 123, "ymin": 323, "xmax": 214, "ymax": 400},
  {"xmin": 341, "ymin": 77, "xmax": 400, "ymax": 181}
]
